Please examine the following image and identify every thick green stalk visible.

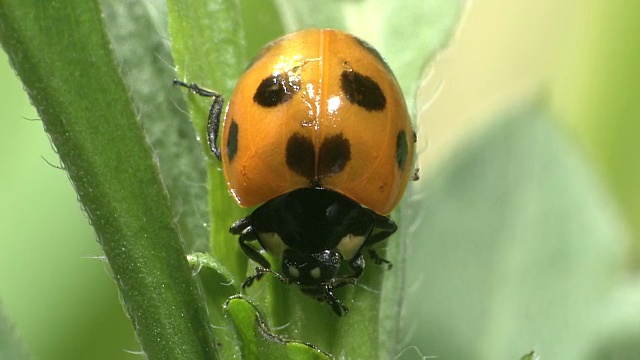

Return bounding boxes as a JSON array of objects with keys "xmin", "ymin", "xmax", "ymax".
[{"xmin": 0, "ymin": 1, "xmax": 217, "ymax": 358}]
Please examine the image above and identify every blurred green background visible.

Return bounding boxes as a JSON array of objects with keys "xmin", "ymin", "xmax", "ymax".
[{"xmin": 1, "ymin": 0, "xmax": 638, "ymax": 359}]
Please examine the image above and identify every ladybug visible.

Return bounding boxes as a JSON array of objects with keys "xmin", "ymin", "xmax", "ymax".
[{"xmin": 175, "ymin": 29, "xmax": 415, "ymax": 316}]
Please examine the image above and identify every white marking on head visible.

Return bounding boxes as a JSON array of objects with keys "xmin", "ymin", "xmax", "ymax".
[
  {"xmin": 288, "ymin": 266, "xmax": 300, "ymax": 278},
  {"xmin": 310, "ymin": 267, "xmax": 321, "ymax": 279},
  {"xmin": 336, "ymin": 234, "xmax": 366, "ymax": 260}
]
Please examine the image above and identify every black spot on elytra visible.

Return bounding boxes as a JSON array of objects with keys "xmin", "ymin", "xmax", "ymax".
[
  {"xmin": 396, "ymin": 130, "xmax": 408, "ymax": 170},
  {"xmin": 254, "ymin": 73, "xmax": 298, "ymax": 107},
  {"xmin": 318, "ymin": 134, "xmax": 351, "ymax": 177},
  {"xmin": 286, "ymin": 133, "xmax": 315, "ymax": 180},
  {"xmin": 227, "ymin": 120, "xmax": 239, "ymax": 162},
  {"xmin": 341, "ymin": 70, "xmax": 386, "ymax": 111}
]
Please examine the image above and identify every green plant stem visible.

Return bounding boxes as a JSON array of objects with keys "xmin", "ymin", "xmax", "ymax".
[{"xmin": 0, "ymin": 1, "xmax": 217, "ymax": 359}]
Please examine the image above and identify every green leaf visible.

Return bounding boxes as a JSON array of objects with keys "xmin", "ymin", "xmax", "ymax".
[
  {"xmin": 551, "ymin": 0, "xmax": 640, "ymax": 263},
  {"xmin": 168, "ymin": 0, "xmax": 252, "ymax": 287},
  {"xmin": 167, "ymin": 2, "xmax": 262, "ymax": 356},
  {"xmin": 0, "ymin": 1, "xmax": 216, "ymax": 358},
  {"xmin": 100, "ymin": 0, "xmax": 210, "ymax": 252},
  {"xmin": 520, "ymin": 351, "xmax": 537, "ymax": 360},
  {"xmin": 585, "ymin": 279, "xmax": 640, "ymax": 359},
  {"xmin": 224, "ymin": 296, "xmax": 331, "ymax": 360},
  {"xmin": 0, "ymin": 301, "xmax": 30, "ymax": 360},
  {"xmin": 273, "ymin": 0, "xmax": 467, "ymax": 110},
  {"xmin": 240, "ymin": 0, "xmax": 286, "ymax": 56},
  {"xmin": 401, "ymin": 102, "xmax": 625, "ymax": 359}
]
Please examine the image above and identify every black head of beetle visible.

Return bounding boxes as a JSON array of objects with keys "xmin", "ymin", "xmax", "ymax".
[{"xmin": 231, "ymin": 187, "xmax": 396, "ymax": 316}]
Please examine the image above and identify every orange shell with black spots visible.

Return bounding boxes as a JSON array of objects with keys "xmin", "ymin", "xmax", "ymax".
[{"xmin": 222, "ymin": 29, "xmax": 414, "ymax": 215}]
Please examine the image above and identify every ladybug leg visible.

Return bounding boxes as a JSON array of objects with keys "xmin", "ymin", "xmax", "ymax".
[
  {"xmin": 324, "ymin": 254, "xmax": 363, "ymax": 290},
  {"xmin": 230, "ymin": 217, "xmax": 291, "ymax": 290},
  {"xmin": 237, "ymin": 240, "xmax": 272, "ymax": 289},
  {"xmin": 229, "ymin": 216, "xmax": 251, "ymax": 234},
  {"xmin": 411, "ymin": 167, "xmax": 421, "ymax": 181},
  {"xmin": 346, "ymin": 253, "xmax": 365, "ymax": 280},
  {"xmin": 237, "ymin": 242, "xmax": 273, "ymax": 289},
  {"xmin": 230, "ymin": 217, "xmax": 272, "ymax": 271},
  {"xmin": 322, "ymin": 284, "xmax": 349, "ymax": 316},
  {"xmin": 205, "ymin": 94, "xmax": 224, "ymax": 161},
  {"xmin": 173, "ymin": 79, "xmax": 224, "ymax": 160},
  {"xmin": 242, "ymin": 267, "xmax": 269, "ymax": 289},
  {"xmin": 368, "ymin": 249, "xmax": 392, "ymax": 270},
  {"xmin": 327, "ymin": 276, "xmax": 358, "ymax": 290},
  {"xmin": 366, "ymin": 212, "xmax": 398, "ymax": 245},
  {"xmin": 237, "ymin": 234, "xmax": 272, "ymax": 271},
  {"xmin": 363, "ymin": 213, "xmax": 397, "ymax": 269},
  {"xmin": 243, "ymin": 263, "xmax": 299, "ymax": 290},
  {"xmin": 242, "ymin": 266, "xmax": 291, "ymax": 289},
  {"xmin": 330, "ymin": 249, "xmax": 391, "ymax": 289}
]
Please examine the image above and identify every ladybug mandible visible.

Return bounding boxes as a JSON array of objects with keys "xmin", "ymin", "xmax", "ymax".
[{"xmin": 176, "ymin": 29, "xmax": 415, "ymax": 316}]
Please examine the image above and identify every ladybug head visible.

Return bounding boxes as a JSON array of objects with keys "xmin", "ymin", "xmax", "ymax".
[{"xmin": 281, "ymin": 248, "xmax": 342, "ymax": 286}]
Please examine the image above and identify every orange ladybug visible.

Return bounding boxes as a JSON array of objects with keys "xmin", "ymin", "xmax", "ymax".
[{"xmin": 175, "ymin": 28, "xmax": 415, "ymax": 316}]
